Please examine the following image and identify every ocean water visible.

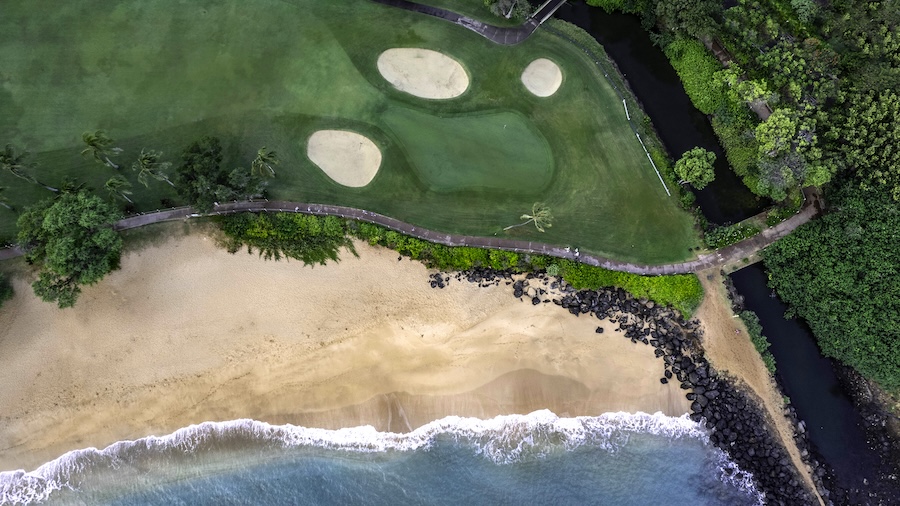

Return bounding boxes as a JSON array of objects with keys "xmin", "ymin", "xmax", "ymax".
[{"xmin": 1, "ymin": 411, "xmax": 762, "ymax": 505}]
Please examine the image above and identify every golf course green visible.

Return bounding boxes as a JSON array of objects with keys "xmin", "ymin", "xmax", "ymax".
[{"xmin": 0, "ymin": 0, "xmax": 699, "ymax": 263}]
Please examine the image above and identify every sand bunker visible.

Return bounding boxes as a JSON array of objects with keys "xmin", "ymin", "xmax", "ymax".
[
  {"xmin": 377, "ymin": 48, "xmax": 469, "ymax": 99},
  {"xmin": 307, "ymin": 130, "xmax": 381, "ymax": 187},
  {"xmin": 521, "ymin": 58, "xmax": 563, "ymax": 97}
]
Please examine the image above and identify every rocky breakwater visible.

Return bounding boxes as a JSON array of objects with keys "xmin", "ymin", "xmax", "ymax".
[{"xmin": 429, "ymin": 268, "xmax": 816, "ymax": 505}]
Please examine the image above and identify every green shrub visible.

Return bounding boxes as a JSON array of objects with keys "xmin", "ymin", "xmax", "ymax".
[
  {"xmin": 555, "ymin": 259, "xmax": 703, "ymax": 317},
  {"xmin": 679, "ymin": 190, "xmax": 697, "ymax": 209},
  {"xmin": 765, "ymin": 205, "xmax": 799, "ymax": 226},
  {"xmin": 739, "ymin": 310, "xmax": 777, "ymax": 374},
  {"xmin": 218, "ymin": 213, "xmax": 355, "ymax": 266},
  {"xmin": 704, "ymin": 222, "xmax": 761, "ymax": 249},
  {"xmin": 586, "ymin": 0, "xmax": 629, "ymax": 13},
  {"xmin": 711, "ymin": 113, "xmax": 759, "ymax": 178},
  {"xmin": 664, "ymin": 38, "xmax": 727, "ymax": 115}
]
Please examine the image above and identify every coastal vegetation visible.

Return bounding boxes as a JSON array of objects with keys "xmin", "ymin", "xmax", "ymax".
[
  {"xmin": 219, "ymin": 213, "xmax": 704, "ymax": 317},
  {"xmin": 218, "ymin": 212, "xmax": 356, "ymax": 266},
  {"xmin": 16, "ymin": 191, "xmax": 122, "ymax": 308},
  {"xmin": 738, "ymin": 310, "xmax": 776, "ymax": 374},
  {"xmin": 0, "ymin": 0, "xmax": 698, "ymax": 264},
  {"xmin": 764, "ymin": 183, "xmax": 900, "ymax": 389}
]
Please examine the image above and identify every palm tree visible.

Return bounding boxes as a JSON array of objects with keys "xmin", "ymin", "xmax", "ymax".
[
  {"xmin": 82, "ymin": 130, "xmax": 123, "ymax": 169},
  {"xmin": 59, "ymin": 177, "xmax": 87, "ymax": 195},
  {"xmin": 503, "ymin": 202, "xmax": 553, "ymax": 232},
  {"xmin": 105, "ymin": 174, "xmax": 133, "ymax": 204},
  {"xmin": 0, "ymin": 187, "xmax": 14, "ymax": 212},
  {"xmin": 0, "ymin": 144, "xmax": 58, "ymax": 192},
  {"xmin": 251, "ymin": 147, "xmax": 278, "ymax": 178},
  {"xmin": 132, "ymin": 149, "xmax": 175, "ymax": 187}
]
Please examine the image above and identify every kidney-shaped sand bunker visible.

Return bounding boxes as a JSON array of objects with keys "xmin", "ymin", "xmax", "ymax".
[
  {"xmin": 377, "ymin": 48, "xmax": 469, "ymax": 99},
  {"xmin": 307, "ymin": 130, "xmax": 382, "ymax": 188}
]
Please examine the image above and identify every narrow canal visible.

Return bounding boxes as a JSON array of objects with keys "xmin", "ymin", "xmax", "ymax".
[
  {"xmin": 549, "ymin": 2, "xmax": 898, "ymax": 502},
  {"xmin": 731, "ymin": 265, "xmax": 886, "ymax": 501}
]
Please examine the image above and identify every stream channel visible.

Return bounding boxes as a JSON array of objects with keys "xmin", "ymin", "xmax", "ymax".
[{"xmin": 551, "ymin": 1, "xmax": 895, "ymax": 501}]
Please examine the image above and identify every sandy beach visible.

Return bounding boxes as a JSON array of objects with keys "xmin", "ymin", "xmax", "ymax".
[{"xmin": 0, "ymin": 227, "xmax": 687, "ymax": 472}]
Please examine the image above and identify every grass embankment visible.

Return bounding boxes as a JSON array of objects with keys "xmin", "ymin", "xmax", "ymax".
[
  {"xmin": 218, "ymin": 213, "xmax": 704, "ymax": 317},
  {"xmin": 0, "ymin": 0, "xmax": 698, "ymax": 264}
]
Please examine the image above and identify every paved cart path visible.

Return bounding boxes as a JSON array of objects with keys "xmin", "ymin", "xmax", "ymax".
[{"xmin": 0, "ymin": 188, "xmax": 821, "ymax": 274}]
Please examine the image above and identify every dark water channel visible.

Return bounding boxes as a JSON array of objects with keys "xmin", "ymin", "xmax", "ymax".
[
  {"xmin": 554, "ymin": 1, "xmax": 765, "ymax": 225},
  {"xmin": 548, "ymin": 3, "xmax": 893, "ymax": 501},
  {"xmin": 731, "ymin": 265, "xmax": 883, "ymax": 498}
]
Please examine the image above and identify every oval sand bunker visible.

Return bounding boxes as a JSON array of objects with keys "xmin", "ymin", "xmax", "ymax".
[
  {"xmin": 307, "ymin": 130, "xmax": 382, "ymax": 188},
  {"xmin": 377, "ymin": 48, "xmax": 469, "ymax": 99},
  {"xmin": 521, "ymin": 58, "xmax": 563, "ymax": 97}
]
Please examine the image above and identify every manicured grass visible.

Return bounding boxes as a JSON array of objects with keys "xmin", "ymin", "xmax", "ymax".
[
  {"xmin": 382, "ymin": 107, "xmax": 553, "ymax": 192},
  {"xmin": 0, "ymin": 0, "xmax": 699, "ymax": 263}
]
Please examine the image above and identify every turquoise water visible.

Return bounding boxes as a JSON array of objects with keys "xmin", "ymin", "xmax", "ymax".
[{"xmin": 0, "ymin": 411, "xmax": 762, "ymax": 505}]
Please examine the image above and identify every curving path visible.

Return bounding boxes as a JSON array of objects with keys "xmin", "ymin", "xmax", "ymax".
[
  {"xmin": 0, "ymin": 188, "xmax": 821, "ymax": 274},
  {"xmin": 370, "ymin": 0, "xmax": 567, "ymax": 45}
]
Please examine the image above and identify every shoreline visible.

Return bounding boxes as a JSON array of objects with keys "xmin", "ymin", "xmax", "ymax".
[{"xmin": 0, "ymin": 228, "xmax": 687, "ymax": 472}]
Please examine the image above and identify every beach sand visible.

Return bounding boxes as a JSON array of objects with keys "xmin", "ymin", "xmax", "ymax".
[{"xmin": 0, "ymin": 228, "xmax": 687, "ymax": 472}]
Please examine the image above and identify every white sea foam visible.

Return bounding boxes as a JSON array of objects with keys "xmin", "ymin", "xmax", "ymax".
[{"xmin": 0, "ymin": 410, "xmax": 762, "ymax": 505}]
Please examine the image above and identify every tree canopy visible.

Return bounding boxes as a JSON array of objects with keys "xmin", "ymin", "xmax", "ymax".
[
  {"xmin": 175, "ymin": 137, "xmax": 264, "ymax": 212},
  {"xmin": 764, "ymin": 182, "xmax": 900, "ymax": 388},
  {"xmin": 17, "ymin": 191, "xmax": 123, "ymax": 308},
  {"xmin": 675, "ymin": 147, "xmax": 716, "ymax": 189}
]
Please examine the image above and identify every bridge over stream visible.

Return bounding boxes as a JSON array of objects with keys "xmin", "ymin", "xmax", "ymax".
[{"xmin": 370, "ymin": 0, "xmax": 567, "ymax": 45}]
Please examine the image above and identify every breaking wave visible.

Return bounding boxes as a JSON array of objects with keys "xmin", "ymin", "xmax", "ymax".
[{"xmin": 0, "ymin": 410, "xmax": 761, "ymax": 504}]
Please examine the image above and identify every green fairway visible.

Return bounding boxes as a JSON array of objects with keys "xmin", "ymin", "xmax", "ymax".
[
  {"xmin": 0, "ymin": 0, "xmax": 699, "ymax": 263},
  {"xmin": 382, "ymin": 107, "xmax": 553, "ymax": 193}
]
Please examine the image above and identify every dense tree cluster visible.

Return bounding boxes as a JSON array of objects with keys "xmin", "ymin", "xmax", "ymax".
[
  {"xmin": 175, "ymin": 137, "xmax": 265, "ymax": 212},
  {"xmin": 16, "ymin": 191, "xmax": 122, "ymax": 308},
  {"xmin": 765, "ymin": 184, "xmax": 900, "ymax": 389}
]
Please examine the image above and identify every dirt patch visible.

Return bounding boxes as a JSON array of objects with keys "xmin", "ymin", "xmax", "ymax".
[
  {"xmin": 307, "ymin": 130, "xmax": 381, "ymax": 187},
  {"xmin": 377, "ymin": 48, "xmax": 469, "ymax": 99},
  {"xmin": 521, "ymin": 58, "xmax": 562, "ymax": 97}
]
